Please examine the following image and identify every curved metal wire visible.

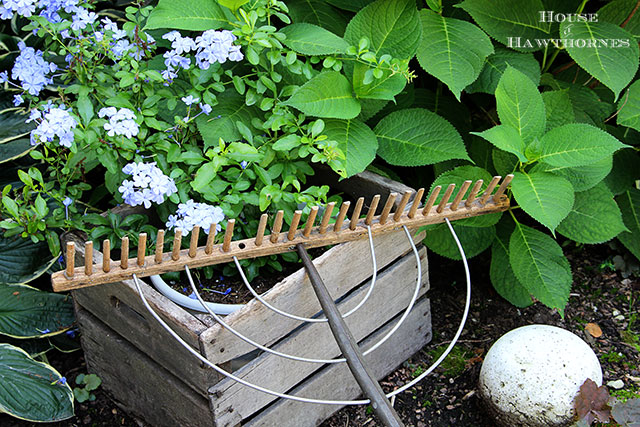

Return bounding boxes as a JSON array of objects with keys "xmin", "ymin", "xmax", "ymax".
[
  {"xmin": 132, "ymin": 217, "xmax": 471, "ymax": 405},
  {"xmin": 236, "ymin": 225, "xmax": 378, "ymax": 323}
]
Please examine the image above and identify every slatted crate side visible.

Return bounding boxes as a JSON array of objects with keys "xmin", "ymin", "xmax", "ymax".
[
  {"xmin": 199, "ymin": 228, "xmax": 425, "ymax": 365},
  {"xmin": 65, "ymin": 232, "xmax": 220, "ymax": 397},
  {"xmin": 209, "ymin": 247, "xmax": 429, "ymax": 427}
]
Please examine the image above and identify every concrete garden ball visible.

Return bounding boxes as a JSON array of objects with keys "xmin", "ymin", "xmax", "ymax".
[{"xmin": 479, "ymin": 324, "xmax": 602, "ymax": 427}]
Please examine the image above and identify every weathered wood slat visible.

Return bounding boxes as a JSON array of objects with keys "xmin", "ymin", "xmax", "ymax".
[{"xmin": 209, "ymin": 247, "xmax": 428, "ymax": 426}]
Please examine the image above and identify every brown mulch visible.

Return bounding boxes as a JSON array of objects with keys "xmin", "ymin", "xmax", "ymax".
[{"xmin": 1, "ymin": 243, "xmax": 638, "ymax": 427}]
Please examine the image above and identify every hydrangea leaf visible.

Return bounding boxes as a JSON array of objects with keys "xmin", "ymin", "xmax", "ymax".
[
  {"xmin": 323, "ymin": 119, "xmax": 377, "ymax": 177},
  {"xmin": 423, "ymin": 223, "xmax": 495, "ymax": 260},
  {"xmin": 542, "ymin": 90, "xmax": 575, "ymax": 132},
  {"xmin": 617, "ymin": 79, "xmax": 640, "ymax": 132},
  {"xmin": 145, "ymin": 0, "xmax": 231, "ymax": 31},
  {"xmin": 324, "ymin": 0, "xmax": 374, "ymax": 12},
  {"xmin": 466, "ymin": 47, "xmax": 540, "ymax": 94},
  {"xmin": 491, "ymin": 220, "xmax": 532, "ymax": 307},
  {"xmin": 285, "ymin": 71, "xmax": 361, "ymax": 119},
  {"xmin": 286, "ymin": 0, "xmax": 349, "ymax": 37},
  {"xmin": 280, "ymin": 23, "xmax": 350, "ymax": 55},
  {"xmin": 531, "ymin": 156, "xmax": 612, "ymax": 192},
  {"xmin": 352, "ymin": 63, "xmax": 406, "ymax": 100},
  {"xmin": 598, "ymin": 0, "xmax": 640, "ymax": 40},
  {"xmin": 616, "ymin": 188, "xmax": 640, "ymax": 260},
  {"xmin": 473, "ymin": 124, "xmax": 527, "ymax": 162}
]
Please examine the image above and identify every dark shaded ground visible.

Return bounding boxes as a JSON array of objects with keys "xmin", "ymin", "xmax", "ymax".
[{"xmin": 1, "ymin": 243, "xmax": 638, "ymax": 426}]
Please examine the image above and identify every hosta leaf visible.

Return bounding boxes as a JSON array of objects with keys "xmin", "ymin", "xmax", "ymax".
[
  {"xmin": 458, "ymin": 0, "xmax": 550, "ymax": 51},
  {"xmin": 0, "ymin": 109, "xmax": 34, "ymax": 144},
  {"xmin": 195, "ymin": 91, "xmax": 255, "ymax": 148},
  {"xmin": 280, "ymin": 23, "xmax": 349, "ymax": 55},
  {"xmin": 491, "ymin": 220, "xmax": 532, "ymax": 307},
  {"xmin": 287, "ymin": 0, "xmax": 348, "ymax": 37},
  {"xmin": 416, "ymin": 10, "xmax": 493, "ymax": 100},
  {"xmin": 560, "ymin": 20, "xmax": 638, "ymax": 99},
  {"xmin": 0, "ymin": 344, "xmax": 73, "ymax": 422},
  {"xmin": 0, "ymin": 285, "xmax": 75, "ymax": 338},
  {"xmin": 535, "ymin": 123, "xmax": 627, "ymax": 168},
  {"xmin": 511, "ymin": 171, "xmax": 574, "ymax": 232},
  {"xmin": 616, "ymin": 188, "xmax": 640, "ymax": 260},
  {"xmin": 0, "ymin": 237, "xmax": 56, "ymax": 286},
  {"xmin": 557, "ymin": 183, "xmax": 628, "ymax": 244},
  {"xmin": 542, "ymin": 90, "xmax": 575, "ymax": 132},
  {"xmin": 532, "ymin": 156, "xmax": 612, "ymax": 192},
  {"xmin": 509, "ymin": 223, "xmax": 572, "ymax": 315},
  {"xmin": 0, "ymin": 138, "xmax": 35, "ymax": 164},
  {"xmin": 466, "ymin": 47, "xmax": 540, "ymax": 94},
  {"xmin": 285, "ymin": 71, "xmax": 361, "ymax": 119},
  {"xmin": 145, "ymin": 0, "xmax": 231, "ymax": 30},
  {"xmin": 473, "ymin": 124, "xmax": 527, "ymax": 162},
  {"xmin": 352, "ymin": 63, "xmax": 406, "ymax": 100},
  {"xmin": 618, "ymin": 79, "xmax": 640, "ymax": 132},
  {"xmin": 598, "ymin": 0, "xmax": 640, "ymax": 40},
  {"xmin": 423, "ymin": 223, "xmax": 495, "ymax": 260},
  {"xmin": 344, "ymin": 0, "xmax": 421, "ymax": 59},
  {"xmin": 323, "ymin": 119, "xmax": 377, "ymax": 177},
  {"xmin": 495, "ymin": 67, "xmax": 546, "ymax": 144},
  {"xmin": 375, "ymin": 108, "xmax": 469, "ymax": 166}
]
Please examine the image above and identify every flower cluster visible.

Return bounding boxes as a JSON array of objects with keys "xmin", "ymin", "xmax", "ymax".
[
  {"xmin": 29, "ymin": 105, "xmax": 77, "ymax": 147},
  {"xmin": 98, "ymin": 107, "xmax": 139, "ymax": 138},
  {"xmin": 10, "ymin": 41, "xmax": 56, "ymax": 95},
  {"xmin": 0, "ymin": 0, "xmax": 85, "ymax": 23},
  {"xmin": 161, "ymin": 29, "xmax": 243, "ymax": 81},
  {"xmin": 166, "ymin": 200, "xmax": 225, "ymax": 236},
  {"xmin": 118, "ymin": 162, "xmax": 177, "ymax": 208}
]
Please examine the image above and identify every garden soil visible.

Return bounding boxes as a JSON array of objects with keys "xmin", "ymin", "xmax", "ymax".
[{"xmin": 1, "ymin": 243, "xmax": 638, "ymax": 427}]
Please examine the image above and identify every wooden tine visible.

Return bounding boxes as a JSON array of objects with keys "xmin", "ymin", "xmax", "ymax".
[
  {"xmin": 84, "ymin": 241, "xmax": 93, "ymax": 276},
  {"xmin": 255, "ymin": 214, "xmax": 268, "ymax": 246},
  {"xmin": 479, "ymin": 176, "xmax": 501, "ymax": 205},
  {"xmin": 408, "ymin": 188, "xmax": 425, "ymax": 219},
  {"xmin": 493, "ymin": 174, "xmax": 514, "ymax": 199},
  {"xmin": 465, "ymin": 180, "xmax": 484, "ymax": 208},
  {"xmin": 137, "ymin": 233, "xmax": 147, "ymax": 266},
  {"xmin": 379, "ymin": 192, "xmax": 397, "ymax": 225},
  {"xmin": 102, "ymin": 239, "xmax": 111, "ymax": 272},
  {"xmin": 189, "ymin": 226, "xmax": 200, "ymax": 258},
  {"xmin": 155, "ymin": 230, "xmax": 164, "ymax": 264},
  {"xmin": 394, "ymin": 190, "xmax": 412, "ymax": 221},
  {"xmin": 303, "ymin": 206, "xmax": 319, "ymax": 237},
  {"xmin": 333, "ymin": 201, "xmax": 350, "ymax": 232},
  {"xmin": 205, "ymin": 223, "xmax": 217, "ymax": 254},
  {"xmin": 436, "ymin": 184, "xmax": 456, "ymax": 213},
  {"xmin": 223, "ymin": 219, "xmax": 235, "ymax": 252},
  {"xmin": 450, "ymin": 180, "xmax": 472, "ymax": 211},
  {"xmin": 172, "ymin": 230, "xmax": 182, "ymax": 261},
  {"xmin": 422, "ymin": 186, "xmax": 441, "ymax": 215},
  {"xmin": 349, "ymin": 197, "xmax": 364, "ymax": 230},
  {"xmin": 287, "ymin": 210, "xmax": 302, "ymax": 240},
  {"xmin": 270, "ymin": 210, "xmax": 284, "ymax": 243},
  {"xmin": 121, "ymin": 236, "xmax": 129, "ymax": 269},
  {"xmin": 65, "ymin": 242, "xmax": 75, "ymax": 278},
  {"xmin": 319, "ymin": 202, "xmax": 335, "ymax": 234},
  {"xmin": 365, "ymin": 194, "xmax": 381, "ymax": 225}
]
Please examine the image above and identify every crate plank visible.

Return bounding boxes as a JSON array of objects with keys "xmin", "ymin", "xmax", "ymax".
[
  {"xmin": 200, "ymin": 229, "xmax": 424, "ymax": 364},
  {"xmin": 210, "ymin": 247, "xmax": 428, "ymax": 426}
]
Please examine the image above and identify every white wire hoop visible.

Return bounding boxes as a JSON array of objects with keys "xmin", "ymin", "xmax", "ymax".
[{"xmin": 132, "ymin": 218, "xmax": 471, "ymax": 406}]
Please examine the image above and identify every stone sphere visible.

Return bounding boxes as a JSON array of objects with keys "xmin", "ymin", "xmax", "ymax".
[{"xmin": 479, "ymin": 324, "xmax": 602, "ymax": 427}]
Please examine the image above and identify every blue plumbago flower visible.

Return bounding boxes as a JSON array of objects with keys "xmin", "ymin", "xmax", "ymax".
[
  {"xmin": 181, "ymin": 95, "xmax": 199, "ymax": 106},
  {"xmin": 166, "ymin": 200, "xmax": 225, "ymax": 236},
  {"xmin": 111, "ymin": 39, "xmax": 133, "ymax": 59},
  {"xmin": 30, "ymin": 105, "xmax": 77, "ymax": 147},
  {"xmin": 51, "ymin": 376, "xmax": 67, "ymax": 386},
  {"xmin": 13, "ymin": 94, "xmax": 23, "ymax": 106},
  {"xmin": 11, "ymin": 41, "xmax": 56, "ymax": 95},
  {"xmin": 63, "ymin": 196, "xmax": 72, "ymax": 219},
  {"xmin": 0, "ymin": 71, "xmax": 8, "ymax": 83},
  {"xmin": 38, "ymin": 0, "xmax": 81, "ymax": 24},
  {"xmin": 65, "ymin": 328, "xmax": 77, "ymax": 338},
  {"xmin": 40, "ymin": 328, "xmax": 50, "ymax": 334},
  {"xmin": 101, "ymin": 17, "xmax": 117, "ymax": 32},
  {"xmin": 0, "ymin": 0, "xmax": 38, "ymax": 19},
  {"xmin": 98, "ymin": 107, "xmax": 139, "ymax": 138},
  {"xmin": 240, "ymin": 160, "xmax": 248, "ymax": 170},
  {"xmin": 71, "ymin": 7, "xmax": 96, "ymax": 31},
  {"xmin": 119, "ymin": 162, "xmax": 177, "ymax": 209},
  {"xmin": 199, "ymin": 103, "xmax": 212, "ymax": 115}
]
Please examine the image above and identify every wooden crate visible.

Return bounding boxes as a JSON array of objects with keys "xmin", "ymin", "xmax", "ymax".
[{"xmin": 69, "ymin": 172, "xmax": 432, "ymax": 427}]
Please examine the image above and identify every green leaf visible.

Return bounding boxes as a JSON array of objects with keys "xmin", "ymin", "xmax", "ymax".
[
  {"xmin": 491, "ymin": 220, "xmax": 532, "ymax": 307},
  {"xmin": 0, "ymin": 284, "xmax": 75, "ymax": 338},
  {"xmin": 560, "ymin": 20, "xmax": 638, "ymax": 99},
  {"xmin": 531, "ymin": 156, "xmax": 612, "ymax": 192},
  {"xmin": 535, "ymin": 123, "xmax": 627, "ymax": 167},
  {"xmin": 542, "ymin": 90, "xmax": 575, "ymax": 132},
  {"xmin": 191, "ymin": 162, "xmax": 217, "ymax": 192},
  {"xmin": 598, "ymin": 0, "xmax": 640, "ymax": 40},
  {"xmin": 495, "ymin": 66, "xmax": 546, "ymax": 145},
  {"xmin": 281, "ymin": 23, "xmax": 349, "ymax": 55},
  {"xmin": 324, "ymin": 0, "xmax": 374, "ymax": 12},
  {"xmin": 352, "ymin": 63, "xmax": 406, "ymax": 100},
  {"xmin": 458, "ymin": 0, "xmax": 550, "ymax": 51},
  {"xmin": 227, "ymin": 141, "xmax": 261, "ymax": 162},
  {"xmin": 77, "ymin": 91, "xmax": 94, "ymax": 127},
  {"xmin": 344, "ymin": 0, "xmax": 422, "ymax": 59},
  {"xmin": 616, "ymin": 188, "xmax": 640, "ymax": 260},
  {"xmin": 195, "ymin": 91, "xmax": 255, "ymax": 148},
  {"xmin": 509, "ymin": 223, "xmax": 571, "ymax": 315},
  {"xmin": 605, "ymin": 149, "xmax": 640, "ymax": 195},
  {"xmin": 323, "ymin": 119, "xmax": 377, "ymax": 177},
  {"xmin": 375, "ymin": 108, "xmax": 469, "ymax": 166},
  {"xmin": 511, "ymin": 171, "xmax": 574, "ymax": 232},
  {"xmin": 618, "ymin": 79, "xmax": 640, "ymax": 132},
  {"xmin": 0, "ymin": 237, "xmax": 56, "ymax": 285},
  {"xmin": 423, "ymin": 223, "xmax": 495, "ymax": 260},
  {"xmin": 473, "ymin": 125, "xmax": 527, "ymax": 162},
  {"xmin": 0, "ymin": 110, "xmax": 34, "ymax": 144},
  {"xmin": 556, "ymin": 183, "xmax": 627, "ymax": 244},
  {"xmin": 217, "ymin": 0, "xmax": 249, "ymax": 12},
  {"xmin": 0, "ymin": 138, "xmax": 35, "ymax": 164},
  {"xmin": 285, "ymin": 71, "xmax": 361, "ymax": 119},
  {"xmin": 0, "ymin": 344, "xmax": 73, "ymax": 422},
  {"xmin": 272, "ymin": 135, "xmax": 301, "ymax": 151},
  {"xmin": 145, "ymin": 0, "xmax": 230, "ymax": 31},
  {"xmin": 286, "ymin": 0, "xmax": 349, "ymax": 36},
  {"xmin": 466, "ymin": 47, "xmax": 540, "ymax": 94},
  {"xmin": 416, "ymin": 10, "xmax": 493, "ymax": 100}
]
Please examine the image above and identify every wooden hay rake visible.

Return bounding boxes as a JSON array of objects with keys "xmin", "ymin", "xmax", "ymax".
[{"xmin": 52, "ymin": 174, "xmax": 513, "ymax": 427}]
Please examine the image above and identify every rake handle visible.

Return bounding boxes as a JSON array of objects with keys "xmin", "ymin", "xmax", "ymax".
[{"xmin": 296, "ymin": 244, "xmax": 404, "ymax": 427}]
